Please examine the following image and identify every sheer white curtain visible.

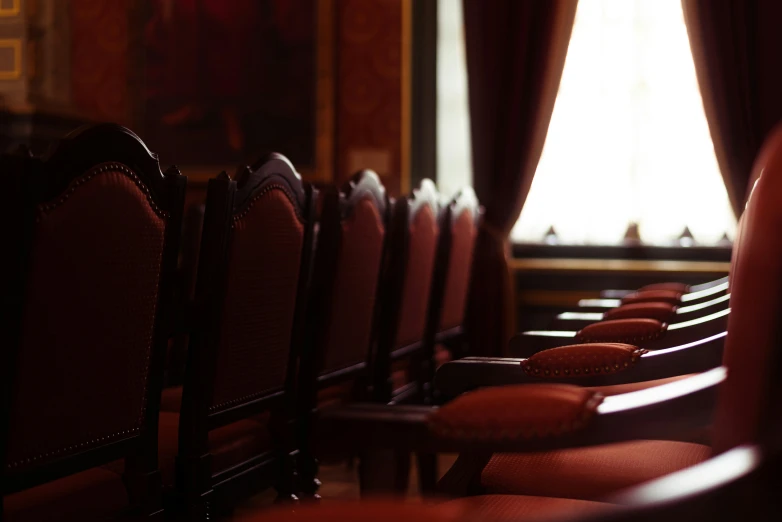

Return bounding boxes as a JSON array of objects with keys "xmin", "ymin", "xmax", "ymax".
[{"xmin": 436, "ymin": 0, "xmax": 736, "ymax": 246}]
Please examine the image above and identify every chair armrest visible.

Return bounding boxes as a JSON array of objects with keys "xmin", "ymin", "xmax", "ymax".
[
  {"xmin": 316, "ymin": 367, "xmax": 724, "ymax": 454},
  {"xmin": 621, "ymin": 289, "xmax": 683, "ymax": 306},
  {"xmin": 436, "ymin": 332, "xmax": 725, "ymax": 399},
  {"xmin": 511, "ymin": 318, "xmax": 665, "ymax": 356},
  {"xmin": 513, "ymin": 308, "xmax": 729, "ymax": 356}
]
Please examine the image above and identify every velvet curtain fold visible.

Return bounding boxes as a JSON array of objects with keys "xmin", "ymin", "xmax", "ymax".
[
  {"xmin": 462, "ymin": 0, "xmax": 578, "ymax": 357},
  {"xmin": 682, "ymin": 0, "xmax": 782, "ymax": 216}
]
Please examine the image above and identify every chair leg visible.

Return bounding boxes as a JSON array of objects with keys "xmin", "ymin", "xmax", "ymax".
[
  {"xmin": 394, "ymin": 451, "xmax": 412, "ymax": 493},
  {"xmin": 275, "ymin": 450, "xmax": 300, "ymax": 502},
  {"xmin": 416, "ymin": 453, "xmax": 438, "ymax": 495},
  {"xmin": 122, "ymin": 467, "xmax": 163, "ymax": 517},
  {"xmin": 297, "ymin": 451, "xmax": 322, "ymax": 499}
]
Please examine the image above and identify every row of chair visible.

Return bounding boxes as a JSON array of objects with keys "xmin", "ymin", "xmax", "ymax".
[
  {"xmin": 0, "ymin": 123, "xmax": 479, "ymax": 519},
  {"xmin": 5, "ymin": 120, "xmax": 782, "ymax": 521},
  {"xmin": 263, "ymin": 126, "xmax": 782, "ymax": 520}
]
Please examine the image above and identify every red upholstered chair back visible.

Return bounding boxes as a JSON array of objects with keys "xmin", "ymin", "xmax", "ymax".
[
  {"xmin": 435, "ymin": 189, "xmax": 480, "ymax": 333},
  {"xmin": 301, "ymin": 170, "xmax": 387, "ymax": 400},
  {"xmin": 179, "ymin": 154, "xmax": 314, "ymax": 434},
  {"xmin": 727, "ymin": 212, "xmax": 743, "ymax": 292},
  {"xmin": 372, "ymin": 180, "xmax": 440, "ymax": 402},
  {"xmin": 1, "ymin": 124, "xmax": 185, "ymax": 498},
  {"xmin": 714, "ymin": 124, "xmax": 782, "ymax": 453},
  {"xmin": 321, "ymin": 172, "xmax": 387, "ymax": 376}
]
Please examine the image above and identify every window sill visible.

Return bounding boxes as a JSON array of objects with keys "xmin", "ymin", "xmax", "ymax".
[{"xmin": 511, "ymin": 243, "xmax": 732, "ymax": 264}]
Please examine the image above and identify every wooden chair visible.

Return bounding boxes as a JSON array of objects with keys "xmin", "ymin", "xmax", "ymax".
[
  {"xmin": 0, "ymin": 124, "xmax": 186, "ymax": 520},
  {"xmin": 312, "ymin": 122, "xmax": 782, "ymax": 505},
  {"xmin": 372, "ymin": 179, "xmax": 441, "ymax": 407},
  {"xmin": 421, "ymin": 187, "xmax": 481, "ymax": 396},
  {"xmin": 296, "ymin": 170, "xmax": 389, "ymax": 497},
  {"xmin": 159, "ymin": 154, "xmax": 316, "ymax": 516},
  {"xmin": 600, "ymin": 275, "xmax": 729, "ymax": 300},
  {"xmin": 232, "ymin": 442, "xmax": 778, "ymax": 522},
  {"xmin": 166, "ymin": 202, "xmax": 206, "ymax": 387}
]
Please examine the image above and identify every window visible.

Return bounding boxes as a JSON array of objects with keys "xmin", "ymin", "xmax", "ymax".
[
  {"xmin": 437, "ymin": 0, "xmax": 736, "ymax": 246},
  {"xmin": 436, "ymin": 0, "xmax": 472, "ymax": 199}
]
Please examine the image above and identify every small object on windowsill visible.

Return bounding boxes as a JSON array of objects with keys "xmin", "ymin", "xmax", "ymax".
[
  {"xmin": 622, "ymin": 222, "xmax": 642, "ymax": 246},
  {"xmin": 717, "ymin": 232, "xmax": 732, "ymax": 247},
  {"xmin": 543, "ymin": 225, "xmax": 559, "ymax": 245},
  {"xmin": 678, "ymin": 226, "xmax": 696, "ymax": 248}
]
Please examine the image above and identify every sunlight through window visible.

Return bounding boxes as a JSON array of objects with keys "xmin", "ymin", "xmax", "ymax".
[{"xmin": 437, "ymin": 0, "xmax": 737, "ymax": 246}]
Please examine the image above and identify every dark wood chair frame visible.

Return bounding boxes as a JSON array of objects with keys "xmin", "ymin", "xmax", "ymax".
[
  {"xmin": 295, "ymin": 170, "xmax": 389, "ymax": 498},
  {"xmin": 317, "ymin": 366, "xmax": 726, "ymax": 496},
  {"xmin": 173, "ymin": 154, "xmax": 316, "ymax": 515},
  {"xmin": 371, "ymin": 179, "xmax": 441, "ymax": 407},
  {"xmin": 0, "ymin": 123, "xmax": 187, "ymax": 517},
  {"xmin": 552, "ymin": 291, "xmax": 730, "ymax": 331},
  {"xmin": 436, "ymin": 330, "xmax": 727, "ymax": 400},
  {"xmin": 166, "ymin": 202, "xmax": 206, "ymax": 387},
  {"xmin": 515, "ymin": 307, "xmax": 731, "ymax": 356},
  {"xmin": 600, "ymin": 275, "xmax": 730, "ymax": 300},
  {"xmin": 420, "ymin": 187, "xmax": 481, "ymax": 404},
  {"xmin": 313, "ymin": 259, "xmax": 782, "ymax": 499},
  {"xmin": 364, "ymin": 180, "xmax": 442, "ymax": 495}
]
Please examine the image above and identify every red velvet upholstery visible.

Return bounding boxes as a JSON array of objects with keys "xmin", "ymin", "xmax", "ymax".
[
  {"xmin": 396, "ymin": 205, "xmax": 439, "ymax": 348},
  {"xmin": 160, "ymin": 385, "xmax": 183, "ymax": 412},
  {"xmin": 317, "ymin": 382, "xmax": 356, "ymax": 410},
  {"xmin": 603, "ymin": 302, "xmax": 677, "ymax": 322},
  {"xmin": 439, "ymin": 210, "xmax": 477, "ymax": 331},
  {"xmin": 391, "ymin": 359, "xmax": 412, "ymax": 391},
  {"xmin": 321, "ymin": 198, "xmax": 386, "ymax": 373},
  {"xmin": 158, "ymin": 412, "xmax": 273, "ymax": 487},
  {"xmin": 237, "ymin": 501, "xmax": 461, "ymax": 522},
  {"xmin": 4, "ymin": 467, "xmax": 128, "ymax": 522},
  {"xmin": 476, "ymin": 128, "xmax": 782, "ymax": 500},
  {"xmin": 7, "ymin": 165, "xmax": 166, "ymax": 471},
  {"xmin": 713, "ymin": 125, "xmax": 782, "ymax": 453},
  {"xmin": 481, "ymin": 440, "xmax": 711, "ymax": 501},
  {"xmin": 576, "ymin": 318, "xmax": 667, "ymax": 344},
  {"xmin": 638, "ymin": 282, "xmax": 690, "ymax": 293},
  {"xmin": 620, "ymin": 289, "xmax": 682, "ymax": 306},
  {"xmin": 435, "ymin": 344, "xmax": 453, "ymax": 368},
  {"xmin": 622, "ymin": 290, "xmax": 682, "ymax": 306},
  {"xmin": 211, "ymin": 188, "xmax": 304, "ymax": 413},
  {"xmin": 429, "ymin": 384, "xmax": 602, "ymax": 442},
  {"xmin": 522, "ymin": 343, "xmax": 646, "ymax": 378},
  {"xmin": 441, "ymin": 495, "xmax": 608, "ymax": 522}
]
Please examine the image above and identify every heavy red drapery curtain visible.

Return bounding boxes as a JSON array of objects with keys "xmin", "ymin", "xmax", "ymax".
[
  {"xmin": 682, "ymin": 0, "xmax": 782, "ymax": 216},
  {"xmin": 462, "ymin": 0, "xmax": 578, "ymax": 357}
]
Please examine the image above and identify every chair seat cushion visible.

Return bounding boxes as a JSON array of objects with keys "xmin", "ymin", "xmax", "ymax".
[
  {"xmin": 158, "ymin": 411, "xmax": 274, "ymax": 487},
  {"xmin": 4, "ymin": 467, "xmax": 128, "ymax": 522},
  {"xmin": 586, "ymin": 374, "xmax": 696, "ymax": 396},
  {"xmin": 441, "ymin": 494, "xmax": 609, "ymax": 522},
  {"xmin": 481, "ymin": 440, "xmax": 711, "ymax": 501}
]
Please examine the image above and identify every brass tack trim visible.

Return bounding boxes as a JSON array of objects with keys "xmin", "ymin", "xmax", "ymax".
[
  {"xmin": 36, "ymin": 163, "xmax": 168, "ymax": 222},
  {"xmin": 232, "ymin": 183, "xmax": 303, "ymax": 226},
  {"xmin": 7, "ymin": 427, "xmax": 140, "ymax": 470}
]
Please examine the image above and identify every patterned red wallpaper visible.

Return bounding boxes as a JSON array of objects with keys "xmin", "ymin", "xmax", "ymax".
[
  {"xmin": 63, "ymin": 0, "xmax": 409, "ymax": 195},
  {"xmin": 69, "ymin": 0, "xmax": 131, "ymax": 125},
  {"xmin": 335, "ymin": 0, "xmax": 405, "ymax": 195}
]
